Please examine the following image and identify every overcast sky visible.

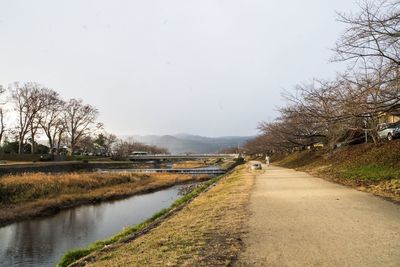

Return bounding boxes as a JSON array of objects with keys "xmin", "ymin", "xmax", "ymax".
[{"xmin": 0, "ymin": 0, "xmax": 358, "ymax": 137}]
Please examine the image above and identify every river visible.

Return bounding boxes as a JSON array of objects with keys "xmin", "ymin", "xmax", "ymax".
[{"xmin": 0, "ymin": 185, "xmax": 183, "ymax": 267}]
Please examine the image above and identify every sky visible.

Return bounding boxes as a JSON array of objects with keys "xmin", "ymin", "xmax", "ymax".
[{"xmin": 0, "ymin": 0, "xmax": 358, "ymax": 137}]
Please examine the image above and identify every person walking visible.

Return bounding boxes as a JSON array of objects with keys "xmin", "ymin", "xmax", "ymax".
[{"xmin": 265, "ymin": 155, "xmax": 270, "ymax": 166}]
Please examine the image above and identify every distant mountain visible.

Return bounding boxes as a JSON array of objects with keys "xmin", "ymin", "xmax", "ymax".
[{"xmin": 121, "ymin": 134, "xmax": 253, "ymax": 154}]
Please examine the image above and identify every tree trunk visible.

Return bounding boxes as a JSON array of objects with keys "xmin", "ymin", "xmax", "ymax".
[
  {"xmin": 30, "ymin": 123, "xmax": 36, "ymax": 154},
  {"xmin": 56, "ymin": 130, "xmax": 63, "ymax": 155},
  {"xmin": 48, "ymin": 138, "xmax": 54, "ymax": 155},
  {"xmin": 18, "ymin": 136, "xmax": 24, "ymax": 154},
  {"xmin": 31, "ymin": 135, "xmax": 35, "ymax": 154},
  {"xmin": 71, "ymin": 143, "xmax": 75, "ymax": 155},
  {"xmin": 70, "ymin": 131, "xmax": 75, "ymax": 155}
]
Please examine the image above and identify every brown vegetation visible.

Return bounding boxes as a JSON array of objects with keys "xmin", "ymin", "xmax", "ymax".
[
  {"xmin": 74, "ymin": 164, "xmax": 254, "ymax": 266},
  {"xmin": 172, "ymin": 160, "xmax": 207, "ymax": 169},
  {"xmin": 0, "ymin": 172, "xmax": 209, "ymax": 226},
  {"xmin": 171, "ymin": 159, "xmax": 219, "ymax": 169}
]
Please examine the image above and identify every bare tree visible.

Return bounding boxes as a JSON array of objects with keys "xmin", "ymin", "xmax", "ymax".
[
  {"xmin": 244, "ymin": 134, "xmax": 276, "ymax": 156},
  {"xmin": 39, "ymin": 90, "xmax": 66, "ymax": 155},
  {"xmin": 103, "ymin": 133, "xmax": 117, "ymax": 155},
  {"xmin": 93, "ymin": 132, "xmax": 117, "ymax": 155},
  {"xmin": 245, "ymin": 1, "xmax": 400, "ymax": 156},
  {"xmin": 113, "ymin": 138, "xmax": 169, "ymax": 159},
  {"xmin": 0, "ymin": 85, "xmax": 7, "ymax": 145},
  {"xmin": 334, "ymin": 0, "xmax": 400, "ymax": 67},
  {"xmin": 10, "ymin": 83, "xmax": 49, "ymax": 154},
  {"xmin": 0, "ymin": 108, "xmax": 6, "ymax": 145},
  {"xmin": 64, "ymin": 98, "xmax": 99, "ymax": 154}
]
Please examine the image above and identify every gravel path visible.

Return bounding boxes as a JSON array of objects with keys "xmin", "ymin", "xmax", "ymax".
[{"xmin": 235, "ymin": 165, "xmax": 400, "ymax": 266}]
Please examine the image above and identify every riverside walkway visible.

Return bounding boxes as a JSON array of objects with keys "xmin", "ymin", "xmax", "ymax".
[{"xmin": 235, "ymin": 165, "xmax": 400, "ymax": 266}]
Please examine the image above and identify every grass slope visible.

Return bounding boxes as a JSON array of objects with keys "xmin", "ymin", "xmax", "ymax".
[{"xmin": 276, "ymin": 140, "xmax": 400, "ymax": 202}]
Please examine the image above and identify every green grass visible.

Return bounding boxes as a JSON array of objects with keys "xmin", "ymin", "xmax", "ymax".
[
  {"xmin": 341, "ymin": 165, "xmax": 400, "ymax": 182},
  {"xmin": 57, "ymin": 175, "xmax": 223, "ymax": 267}
]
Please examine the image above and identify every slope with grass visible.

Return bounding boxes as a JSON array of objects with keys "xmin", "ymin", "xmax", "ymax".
[
  {"xmin": 66, "ymin": 163, "xmax": 254, "ymax": 267},
  {"xmin": 171, "ymin": 160, "xmax": 209, "ymax": 169},
  {"xmin": 276, "ymin": 140, "xmax": 400, "ymax": 202}
]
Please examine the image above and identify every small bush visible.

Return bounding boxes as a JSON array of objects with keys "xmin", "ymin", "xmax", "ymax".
[{"xmin": 58, "ymin": 248, "xmax": 92, "ymax": 267}]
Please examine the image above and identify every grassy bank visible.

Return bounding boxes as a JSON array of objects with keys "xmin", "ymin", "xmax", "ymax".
[
  {"xmin": 62, "ymin": 163, "xmax": 254, "ymax": 267},
  {"xmin": 171, "ymin": 158, "xmax": 223, "ymax": 169},
  {"xmin": 0, "ymin": 172, "xmax": 209, "ymax": 226},
  {"xmin": 172, "ymin": 160, "xmax": 208, "ymax": 169},
  {"xmin": 0, "ymin": 161, "xmax": 140, "ymax": 176},
  {"xmin": 276, "ymin": 140, "xmax": 400, "ymax": 202}
]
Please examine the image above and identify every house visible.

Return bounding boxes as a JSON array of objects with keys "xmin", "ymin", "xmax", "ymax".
[{"xmin": 378, "ymin": 105, "xmax": 400, "ymax": 124}]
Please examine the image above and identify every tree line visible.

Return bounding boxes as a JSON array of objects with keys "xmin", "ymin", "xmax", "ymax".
[
  {"xmin": 0, "ymin": 82, "xmax": 167, "ymax": 157},
  {"xmin": 245, "ymin": 0, "xmax": 400, "ymax": 155}
]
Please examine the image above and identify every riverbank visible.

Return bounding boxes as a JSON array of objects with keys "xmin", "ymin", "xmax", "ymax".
[
  {"xmin": 171, "ymin": 159, "xmax": 221, "ymax": 169},
  {"xmin": 0, "ymin": 161, "xmax": 141, "ymax": 176},
  {"xmin": 63, "ymin": 163, "xmax": 254, "ymax": 266},
  {"xmin": 172, "ymin": 160, "xmax": 208, "ymax": 169},
  {"xmin": 275, "ymin": 140, "xmax": 400, "ymax": 203},
  {"xmin": 0, "ymin": 172, "xmax": 209, "ymax": 226}
]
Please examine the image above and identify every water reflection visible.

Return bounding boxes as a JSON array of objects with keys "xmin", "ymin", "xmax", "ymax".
[{"xmin": 0, "ymin": 186, "xmax": 181, "ymax": 267}]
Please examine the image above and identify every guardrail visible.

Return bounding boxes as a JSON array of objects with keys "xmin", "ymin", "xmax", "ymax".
[
  {"xmin": 127, "ymin": 154, "xmax": 239, "ymax": 161},
  {"xmin": 97, "ymin": 168, "xmax": 226, "ymax": 175}
]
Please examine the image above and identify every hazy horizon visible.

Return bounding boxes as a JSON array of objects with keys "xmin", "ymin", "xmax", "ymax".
[
  {"xmin": 0, "ymin": 0, "xmax": 357, "ymax": 136},
  {"xmin": 120, "ymin": 132, "xmax": 255, "ymax": 138}
]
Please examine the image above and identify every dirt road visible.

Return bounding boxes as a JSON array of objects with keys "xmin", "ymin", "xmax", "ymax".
[{"xmin": 235, "ymin": 166, "xmax": 400, "ymax": 266}]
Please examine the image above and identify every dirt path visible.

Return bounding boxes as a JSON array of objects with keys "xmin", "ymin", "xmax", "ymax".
[{"xmin": 235, "ymin": 165, "xmax": 400, "ymax": 267}]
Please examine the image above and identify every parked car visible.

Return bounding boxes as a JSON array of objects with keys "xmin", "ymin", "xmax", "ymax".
[
  {"xmin": 393, "ymin": 124, "xmax": 400, "ymax": 139},
  {"xmin": 377, "ymin": 122, "xmax": 400, "ymax": 141},
  {"xmin": 251, "ymin": 162, "xmax": 262, "ymax": 170}
]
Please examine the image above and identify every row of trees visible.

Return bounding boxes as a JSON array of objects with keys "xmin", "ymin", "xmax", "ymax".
[
  {"xmin": 113, "ymin": 138, "xmax": 169, "ymax": 159},
  {"xmin": 0, "ymin": 82, "xmax": 168, "ymax": 157},
  {"xmin": 0, "ymin": 82, "xmax": 100, "ymax": 155},
  {"xmin": 246, "ymin": 0, "xmax": 400, "ymax": 155},
  {"xmin": 9, "ymin": 83, "xmax": 101, "ymax": 154}
]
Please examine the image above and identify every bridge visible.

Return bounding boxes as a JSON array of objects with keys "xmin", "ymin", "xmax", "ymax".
[
  {"xmin": 127, "ymin": 154, "xmax": 239, "ymax": 162},
  {"xmin": 98, "ymin": 167, "xmax": 226, "ymax": 175}
]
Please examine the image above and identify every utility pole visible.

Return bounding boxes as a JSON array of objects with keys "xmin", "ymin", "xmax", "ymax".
[{"xmin": 364, "ymin": 119, "xmax": 368, "ymax": 143}]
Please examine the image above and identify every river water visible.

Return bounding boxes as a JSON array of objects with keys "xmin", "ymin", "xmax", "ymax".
[{"xmin": 0, "ymin": 186, "xmax": 183, "ymax": 267}]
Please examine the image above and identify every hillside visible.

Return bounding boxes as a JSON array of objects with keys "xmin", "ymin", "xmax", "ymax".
[{"xmin": 122, "ymin": 134, "xmax": 252, "ymax": 154}]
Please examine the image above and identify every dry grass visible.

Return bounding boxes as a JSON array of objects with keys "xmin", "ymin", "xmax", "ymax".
[
  {"xmin": 78, "ymin": 164, "xmax": 254, "ymax": 267},
  {"xmin": 172, "ymin": 160, "xmax": 209, "ymax": 169},
  {"xmin": 0, "ymin": 172, "xmax": 140, "ymax": 204},
  {"xmin": 0, "ymin": 172, "xmax": 209, "ymax": 226}
]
